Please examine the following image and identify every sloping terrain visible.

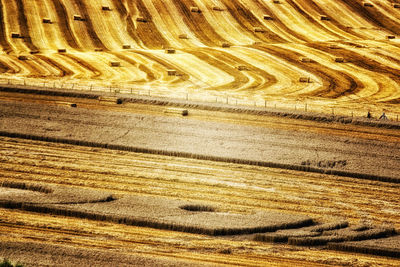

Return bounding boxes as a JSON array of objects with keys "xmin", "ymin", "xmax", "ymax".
[
  {"xmin": 2, "ymin": 1, "xmax": 400, "ymax": 266},
  {"xmin": 1, "ymin": 0, "xmax": 400, "ymax": 115}
]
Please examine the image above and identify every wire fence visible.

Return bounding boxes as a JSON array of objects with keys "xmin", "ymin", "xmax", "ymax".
[{"xmin": 0, "ymin": 77, "xmax": 399, "ymax": 122}]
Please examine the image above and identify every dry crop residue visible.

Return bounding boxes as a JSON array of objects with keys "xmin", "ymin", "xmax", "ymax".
[{"xmin": 1, "ymin": 0, "xmax": 400, "ymax": 115}]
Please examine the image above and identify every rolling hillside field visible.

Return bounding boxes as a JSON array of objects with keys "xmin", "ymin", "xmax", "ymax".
[
  {"xmin": 1, "ymin": 0, "xmax": 400, "ymax": 114},
  {"xmin": 1, "ymin": 0, "xmax": 400, "ymax": 266}
]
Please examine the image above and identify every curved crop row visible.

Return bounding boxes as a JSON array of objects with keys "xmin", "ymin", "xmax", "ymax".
[{"xmin": 0, "ymin": 0, "xmax": 400, "ymax": 112}]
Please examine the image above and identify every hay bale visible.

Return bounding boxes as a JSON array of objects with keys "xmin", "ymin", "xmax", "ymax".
[
  {"xmin": 94, "ymin": 48, "xmax": 103, "ymax": 52},
  {"xmin": 299, "ymin": 77, "xmax": 311, "ymax": 83},
  {"xmin": 320, "ymin": 15, "xmax": 330, "ymax": 21},
  {"xmin": 42, "ymin": 18, "xmax": 52, "ymax": 24},
  {"xmin": 165, "ymin": 48, "xmax": 176, "ymax": 54},
  {"xmin": 164, "ymin": 108, "xmax": 189, "ymax": 116},
  {"xmin": 363, "ymin": 2, "xmax": 373, "ymax": 7},
  {"xmin": 300, "ymin": 57, "xmax": 312, "ymax": 63},
  {"xmin": 254, "ymin": 27, "xmax": 265, "ymax": 33},
  {"xmin": 190, "ymin": 7, "xmax": 201, "ymax": 13},
  {"xmin": 11, "ymin": 33, "xmax": 21, "ymax": 38},
  {"xmin": 136, "ymin": 17, "xmax": 148, "ymax": 23},
  {"xmin": 122, "ymin": 44, "xmax": 131, "ymax": 49},
  {"xmin": 73, "ymin": 15, "xmax": 84, "ymax": 21},
  {"xmin": 212, "ymin": 6, "xmax": 224, "ymax": 11},
  {"xmin": 178, "ymin": 34, "xmax": 188, "ymax": 39},
  {"xmin": 329, "ymin": 44, "xmax": 340, "ymax": 49},
  {"xmin": 101, "ymin": 6, "xmax": 111, "ymax": 11},
  {"xmin": 263, "ymin": 15, "xmax": 273, "ymax": 20},
  {"xmin": 387, "ymin": 35, "xmax": 396, "ymax": 39},
  {"xmin": 237, "ymin": 65, "xmax": 248, "ymax": 71},
  {"xmin": 98, "ymin": 96, "xmax": 121, "ymax": 104},
  {"xmin": 17, "ymin": 55, "xmax": 28, "ymax": 60},
  {"xmin": 110, "ymin": 61, "xmax": 121, "ymax": 67},
  {"xmin": 70, "ymin": 103, "xmax": 77, "ymax": 108},
  {"xmin": 57, "ymin": 48, "xmax": 67, "ymax": 53},
  {"xmin": 334, "ymin": 57, "xmax": 345, "ymax": 63},
  {"xmin": 167, "ymin": 69, "xmax": 177, "ymax": 76},
  {"xmin": 221, "ymin": 42, "xmax": 231, "ymax": 48}
]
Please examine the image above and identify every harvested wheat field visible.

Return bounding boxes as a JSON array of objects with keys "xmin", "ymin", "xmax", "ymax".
[{"xmin": 1, "ymin": 0, "xmax": 400, "ymax": 266}]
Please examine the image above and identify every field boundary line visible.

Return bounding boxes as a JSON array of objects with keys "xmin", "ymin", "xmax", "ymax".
[
  {"xmin": 1, "ymin": 84, "xmax": 399, "ymax": 130},
  {"xmin": 0, "ymin": 131, "xmax": 399, "ymax": 184}
]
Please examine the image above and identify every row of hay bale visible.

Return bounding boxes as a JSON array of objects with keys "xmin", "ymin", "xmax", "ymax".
[
  {"xmin": 288, "ymin": 227, "xmax": 396, "ymax": 246},
  {"xmin": 254, "ymin": 221, "xmax": 349, "ymax": 243},
  {"xmin": 1, "ymin": 180, "xmax": 52, "ymax": 194},
  {"xmin": 0, "ymin": 196, "xmax": 313, "ymax": 236},
  {"xmin": 254, "ymin": 221, "xmax": 396, "ymax": 247},
  {"xmin": 327, "ymin": 242, "xmax": 400, "ymax": 258}
]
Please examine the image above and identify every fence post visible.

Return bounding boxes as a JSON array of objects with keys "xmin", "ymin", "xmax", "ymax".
[
  {"xmin": 305, "ymin": 103, "xmax": 307, "ymax": 112},
  {"xmin": 72, "ymin": 83, "xmax": 75, "ymax": 89},
  {"xmin": 264, "ymin": 100, "xmax": 267, "ymax": 108}
]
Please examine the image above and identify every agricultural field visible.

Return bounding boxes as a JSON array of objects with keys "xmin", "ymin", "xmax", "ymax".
[
  {"xmin": 0, "ymin": 0, "xmax": 400, "ymax": 115},
  {"xmin": 1, "ymin": 0, "xmax": 400, "ymax": 266}
]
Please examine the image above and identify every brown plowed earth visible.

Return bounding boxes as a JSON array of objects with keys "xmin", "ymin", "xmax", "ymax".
[
  {"xmin": 190, "ymin": 47, "xmax": 277, "ymax": 91},
  {"xmin": 251, "ymin": 0, "xmax": 309, "ymax": 42},
  {"xmin": 134, "ymin": 50, "xmax": 190, "ymax": 81},
  {"xmin": 0, "ymin": 1, "xmax": 11, "ymax": 52},
  {"xmin": 185, "ymin": 49, "xmax": 250, "ymax": 90},
  {"xmin": 133, "ymin": 0, "xmax": 169, "ymax": 49},
  {"xmin": 35, "ymin": 55, "xmax": 74, "ymax": 77},
  {"xmin": 339, "ymin": 0, "xmax": 400, "ymax": 35},
  {"xmin": 61, "ymin": 53, "xmax": 101, "ymax": 78},
  {"xmin": 111, "ymin": 0, "xmax": 142, "ymax": 48},
  {"xmin": 50, "ymin": 0, "xmax": 80, "ymax": 49},
  {"xmin": 165, "ymin": 0, "xmax": 218, "ymax": 47},
  {"xmin": 256, "ymin": 44, "xmax": 363, "ymax": 98},
  {"xmin": 0, "ymin": 59, "xmax": 12, "ymax": 73},
  {"xmin": 112, "ymin": 52, "xmax": 157, "ymax": 82},
  {"xmin": 285, "ymin": 0, "xmax": 343, "ymax": 40},
  {"xmin": 73, "ymin": 0, "xmax": 106, "ymax": 51},
  {"xmin": 221, "ymin": 0, "xmax": 284, "ymax": 43},
  {"xmin": 306, "ymin": 42, "xmax": 400, "ymax": 98},
  {"xmin": 15, "ymin": 0, "xmax": 39, "ymax": 52}
]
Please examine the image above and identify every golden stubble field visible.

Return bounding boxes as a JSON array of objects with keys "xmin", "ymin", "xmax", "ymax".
[
  {"xmin": 1, "ymin": 0, "xmax": 400, "ymax": 266},
  {"xmin": 1, "ymin": 0, "xmax": 400, "ymax": 115}
]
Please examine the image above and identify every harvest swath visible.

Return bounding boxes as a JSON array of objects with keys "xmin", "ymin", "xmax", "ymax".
[{"xmin": 1, "ymin": 0, "xmax": 400, "ymax": 266}]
